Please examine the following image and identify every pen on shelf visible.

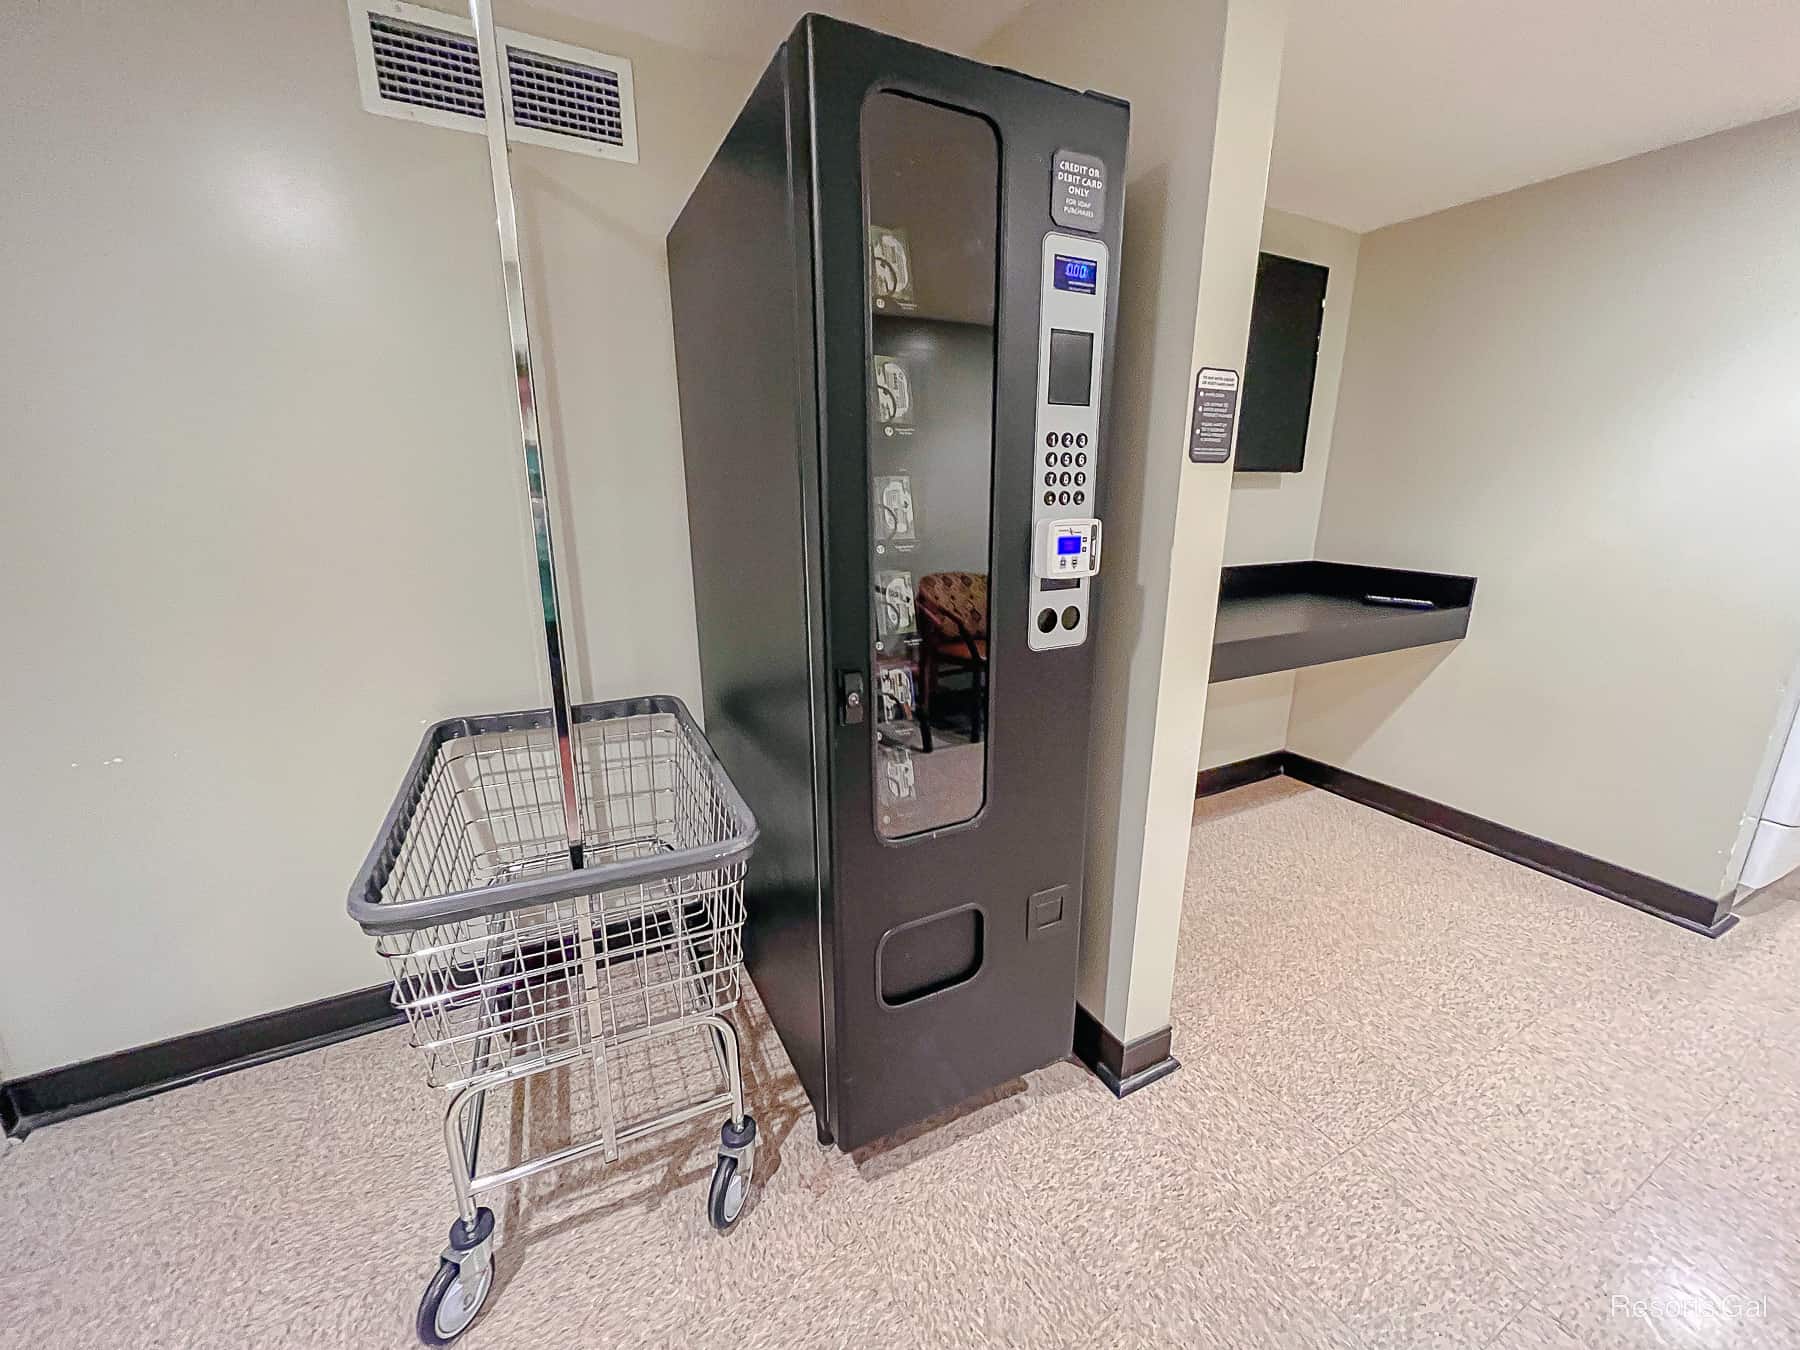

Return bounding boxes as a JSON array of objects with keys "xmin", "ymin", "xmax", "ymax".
[{"xmin": 1361, "ymin": 594, "xmax": 1436, "ymax": 610}]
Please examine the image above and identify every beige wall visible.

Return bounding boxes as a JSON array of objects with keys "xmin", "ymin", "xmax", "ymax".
[
  {"xmin": 1198, "ymin": 670, "xmax": 1297, "ymax": 768},
  {"xmin": 985, "ymin": 0, "xmax": 1288, "ymax": 1043},
  {"xmin": 1198, "ymin": 207, "xmax": 1360, "ymax": 770},
  {"xmin": 1289, "ymin": 111, "xmax": 1800, "ymax": 899},
  {"xmin": 0, "ymin": 0, "xmax": 756, "ymax": 1074}
]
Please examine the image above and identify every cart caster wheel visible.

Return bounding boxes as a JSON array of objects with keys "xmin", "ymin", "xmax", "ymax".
[
  {"xmin": 708, "ymin": 1154, "xmax": 749, "ymax": 1231},
  {"xmin": 416, "ymin": 1255, "xmax": 493, "ymax": 1346},
  {"xmin": 417, "ymin": 1207, "xmax": 495, "ymax": 1346}
]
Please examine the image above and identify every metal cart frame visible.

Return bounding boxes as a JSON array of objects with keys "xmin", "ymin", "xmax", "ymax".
[
  {"xmin": 344, "ymin": 0, "xmax": 765, "ymax": 1340},
  {"xmin": 349, "ymin": 697, "xmax": 760, "ymax": 1343}
]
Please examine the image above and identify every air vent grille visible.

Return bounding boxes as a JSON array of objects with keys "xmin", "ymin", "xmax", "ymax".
[
  {"xmin": 350, "ymin": 1, "xmax": 638, "ymax": 163},
  {"xmin": 369, "ymin": 14, "xmax": 484, "ymax": 119},
  {"xmin": 507, "ymin": 47, "xmax": 624, "ymax": 147}
]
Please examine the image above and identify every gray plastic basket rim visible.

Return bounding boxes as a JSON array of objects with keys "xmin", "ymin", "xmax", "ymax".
[{"xmin": 347, "ymin": 694, "xmax": 758, "ymax": 936}]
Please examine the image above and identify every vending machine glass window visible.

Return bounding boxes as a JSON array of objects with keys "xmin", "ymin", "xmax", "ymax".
[{"xmin": 862, "ymin": 92, "xmax": 998, "ymax": 839}]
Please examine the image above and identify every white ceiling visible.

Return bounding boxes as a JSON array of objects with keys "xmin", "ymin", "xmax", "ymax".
[
  {"xmin": 1270, "ymin": 0, "xmax": 1800, "ymax": 233},
  {"xmin": 565, "ymin": 0, "xmax": 1800, "ymax": 236},
  {"xmin": 557, "ymin": 0, "xmax": 1024, "ymax": 64}
]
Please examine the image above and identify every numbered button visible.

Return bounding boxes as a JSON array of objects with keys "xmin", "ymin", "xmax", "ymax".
[
  {"xmin": 1075, "ymin": 452, "xmax": 1087, "ymax": 467},
  {"xmin": 1043, "ymin": 491, "xmax": 1055, "ymax": 506},
  {"xmin": 1075, "ymin": 472, "xmax": 1086, "ymax": 486},
  {"xmin": 1058, "ymin": 491, "xmax": 1071, "ymax": 505},
  {"xmin": 1044, "ymin": 471, "xmax": 1056, "ymax": 486},
  {"xmin": 1075, "ymin": 433, "xmax": 1088, "ymax": 448},
  {"xmin": 1074, "ymin": 491, "xmax": 1086, "ymax": 505},
  {"xmin": 1060, "ymin": 432, "xmax": 1074, "ymax": 448}
]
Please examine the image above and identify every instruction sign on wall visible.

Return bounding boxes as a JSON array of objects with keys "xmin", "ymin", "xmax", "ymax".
[{"xmin": 1188, "ymin": 367, "xmax": 1240, "ymax": 463}]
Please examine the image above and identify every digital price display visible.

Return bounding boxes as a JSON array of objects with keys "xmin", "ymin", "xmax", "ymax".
[
  {"xmin": 1057, "ymin": 534, "xmax": 1083, "ymax": 556},
  {"xmin": 1052, "ymin": 254, "xmax": 1098, "ymax": 294}
]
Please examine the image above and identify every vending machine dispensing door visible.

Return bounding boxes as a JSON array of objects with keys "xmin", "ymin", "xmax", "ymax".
[{"xmin": 669, "ymin": 14, "xmax": 1128, "ymax": 1150}]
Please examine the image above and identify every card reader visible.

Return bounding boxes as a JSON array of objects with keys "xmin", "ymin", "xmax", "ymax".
[{"xmin": 1034, "ymin": 518, "xmax": 1101, "ymax": 579}]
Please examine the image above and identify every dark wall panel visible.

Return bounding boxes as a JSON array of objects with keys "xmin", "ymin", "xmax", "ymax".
[{"xmin": 1236, "ymin": 251, "xmax": 1328, "ymax": 473}]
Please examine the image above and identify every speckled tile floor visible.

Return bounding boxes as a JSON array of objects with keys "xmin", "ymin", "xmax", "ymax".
[{"xmin": 5, "ymin": 778, "xmax": 1800, "ymax": 1349}]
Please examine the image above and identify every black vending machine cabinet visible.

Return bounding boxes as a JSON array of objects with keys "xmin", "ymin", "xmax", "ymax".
[{"xmin": 669, "ymin": 15, "xmax": 1127, "ymax": 1150}]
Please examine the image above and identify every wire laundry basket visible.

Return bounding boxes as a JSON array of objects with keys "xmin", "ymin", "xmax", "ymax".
[
  {"xmin": 360, "ymin": 698, "xmax": 752, "ymax": 1088},
  {"xmin": 348, "ymin": 695, "xmax": 759, "ymax": 1345}
]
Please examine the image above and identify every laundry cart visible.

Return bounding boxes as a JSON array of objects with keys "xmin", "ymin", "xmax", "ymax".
[
  {"xmin": 349, "ymin": 696, "xmax": 759, "ymax": 1343},
  {"xmin": 340, "ymin": 0, "xmax": 764, "ymax": 1338}
]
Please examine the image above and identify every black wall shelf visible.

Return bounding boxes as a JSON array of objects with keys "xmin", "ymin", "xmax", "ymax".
[{"xmin": 1212, "ymin": 560, "xmax": 1476, "ymax": 682}]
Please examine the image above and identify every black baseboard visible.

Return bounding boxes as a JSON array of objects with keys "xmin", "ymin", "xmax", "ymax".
[
  {"xmin": 1073, "ymin": 1004, "xmax": 1179, "ymax": 1098},
  {"xmin": 1, "ymin": 984, "xmax": 400, "ymax": 1139},
  {"xmin": 1195, "ymin": 750, "xmax": 1287, "ymax": 798},
  {"xmin": 1194, "ymin": 751, "xmax": 1737, "ymax": 938}
]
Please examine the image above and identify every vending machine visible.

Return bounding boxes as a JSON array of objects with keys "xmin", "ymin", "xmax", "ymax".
[{"xmin": 669, "ymin": 14, "xmax": 1127, "ymax": 1149}]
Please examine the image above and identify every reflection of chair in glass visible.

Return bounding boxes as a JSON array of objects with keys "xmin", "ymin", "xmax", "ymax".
[{"xmin": 916, "ymin": 571, "xmax": 988, "ymax": 743}]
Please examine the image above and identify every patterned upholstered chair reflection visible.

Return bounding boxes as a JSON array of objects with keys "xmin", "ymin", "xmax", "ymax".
[{"xmin": 915, "ymin": 571, "xmax": 989, "ymax": 744}]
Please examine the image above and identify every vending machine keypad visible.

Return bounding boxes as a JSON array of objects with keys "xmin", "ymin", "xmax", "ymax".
[{"xmin": 1028, "ymin": 234, "xmax": 1108, "ymax": 651}]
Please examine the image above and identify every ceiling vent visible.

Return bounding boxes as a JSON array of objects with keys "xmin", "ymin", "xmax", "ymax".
[{"xmin": 349, "ymin": 0, "xmax": 638, "ymax": 164}]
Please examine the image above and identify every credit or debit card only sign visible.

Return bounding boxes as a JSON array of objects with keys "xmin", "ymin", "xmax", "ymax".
[{"xmin": 1051, "ymin": 149, "xmax": 1106, "ymax": 231}]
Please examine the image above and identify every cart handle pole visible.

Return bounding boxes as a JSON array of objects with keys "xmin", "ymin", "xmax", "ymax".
[{"xmin": 468, "ymin": 0, "xmax": 583, "ymax": 869}]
